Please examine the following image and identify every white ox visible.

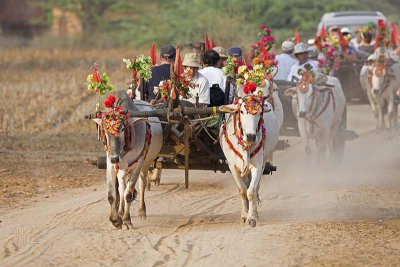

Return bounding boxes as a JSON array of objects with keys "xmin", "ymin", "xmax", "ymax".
[
  {"xmin": 94, "ymin": 91, "xmax": 162, "ymax": 229},
  {"xmin": 219, "ymin": 84, "xmax": 280, "ymax": 227},
  {"xmin": 360, "ymin": 47, "xmax": 400, "ymax": 131},
  {"xmin": 285, "ymin": 71, "xmax": 345, "ymax": 160}
]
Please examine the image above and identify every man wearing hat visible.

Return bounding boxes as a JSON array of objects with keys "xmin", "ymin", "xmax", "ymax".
[
  {"xmin": 213, "ymin": 46, "xmax": 228, "ymax": 68},
  {"xmin": 287, "ymin": 42, "xmax": 318, "ymax": 82},
  {"xmin": 274, "ymin": 40, "xmax": 296, "ymax": 80},
  {"xmin": 182, "ymin": 53, "xmax": 210, "ymax": 105},
  {"xmin": 228, "ymin": 47, "xmax": 243, "ymax": 61},
  {"xmin": 144, "ymin": 45, "xmax": 176, "ymax": 100}
]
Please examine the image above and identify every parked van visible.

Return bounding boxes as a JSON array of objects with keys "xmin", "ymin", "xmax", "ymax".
[{"xmin": 317, "ymin": 11, "xmax": 388, "ymax": 35}]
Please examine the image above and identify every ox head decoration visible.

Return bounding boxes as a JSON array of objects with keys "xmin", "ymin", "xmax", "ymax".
[
  {"xmin": 367, "ymin": 50, "xmax": 391, "ymax": 96},
  {"xmin": 220, "ymin": 95, "xmax": 270, "ymax": 147},
  {"xmin": 93, "ymin": 95, "xmax": 144, "ymax": 164},
  {"xmin": 284, "ymin": 65, "xmax": 317, "ymax": 118}
]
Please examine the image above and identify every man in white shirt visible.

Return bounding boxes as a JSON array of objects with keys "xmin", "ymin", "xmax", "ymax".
[
  {"xmin": 274, "ymin": 40, "xmax": 296, "ymax": 80},
  {"xmin": 182, "ymin": 53, "xmax": 210, "ymax": 105},
  {"xmin": 199, "ymin": 50, "xmax": 226, "ymax": 106},
  {"xmin": 287, "ymin": 42, "xmax": 318, "ymax": 82}
]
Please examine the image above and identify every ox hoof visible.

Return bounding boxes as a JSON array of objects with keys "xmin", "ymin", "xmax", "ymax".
[
  {"xmin": 123, "ymin": 222, "xmax": 133, "ymax": 230},
  {"xmin": 139, "ymin": 214, "xmax": 147, "ymax": 220},
  {"xmin": 111, "ymin": 217, "xmax": 123, "ymax": 229},
  {"xmin": 248, "ymin": 219, "xmax": 257, "ymax": 228}
]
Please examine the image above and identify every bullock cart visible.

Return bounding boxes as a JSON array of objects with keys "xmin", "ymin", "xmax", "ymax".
[{"xmin": 86, "ymin": 79, "xmax": 289, "ymax": 189}]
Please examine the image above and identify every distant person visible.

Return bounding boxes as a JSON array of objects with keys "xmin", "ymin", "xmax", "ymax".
[
  {"xmin": 228, "ymin": 47, "xmax": 243, "ymax": 61},
  {"xmin": 274, "ymin": 40, "xmax": 296, "ymax": 80},
  {"xmin": 199, "ymin": 50, "xmax": 226, "ymax": 106},
  {"xmin": 287, "ymin": 43, "xmax": 318, "ymax": 82},
  {"xmin": 143, "ymin": 45, "xmax": 176, "ymax": 100},
  {"xmin": 350, "ymin": 28, "xmax": 363, "ymax": 49},
  {"xmin": 357, "ymin": 32, "xmax": 374, "ymax": 59},
  {"xmin": 182, "ymin": 53, "xmax": 210, "ymax": 106},
  {"xmin": 212, "ymin": 46, "xmax": 228, "ymax": 68}
]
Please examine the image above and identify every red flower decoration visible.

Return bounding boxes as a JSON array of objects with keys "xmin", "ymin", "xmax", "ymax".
[
  {"xmin": 104, "ymin": 99, "xmax": 113, "ymax": 108},
  {"xmin": 260, "ymin": 24, "xmax": 267, "ymax": 29},
  {"xmin": 108, "ymin": 95, "xmax": 116, "ymax": 104},
  {"xmin": 243, "ymin": 83, "xmax": 257, "ymax": 94},
  {"xmin": 114, "ymin": 106, "xmax": 122, "ymax": 112}
]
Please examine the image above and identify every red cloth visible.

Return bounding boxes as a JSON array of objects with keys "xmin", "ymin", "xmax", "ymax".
[
  {"xmin": 150, "ymin": 42, "xmax": 156, "ymax": 66},
  {"xmin": 93, "ymin": 64, "xmax": 101, "ymax": 82},
  {"xmin": 205, "ymin": 34, "xmax": 211, "ymax": 50},
  {"xmin": 294, "ymin": 29, "xmax": 301, "ymax": 44},
  {"xmin": 319, "ymin": 24, "xmax": 326, "ymax": 39},
  {"xmin": 174, "ymin": 44, "xmax": 184, "ymax": 78},
  {"xmin": 337, "ymin": 29, "xmax": 349, "ymax": 52}
]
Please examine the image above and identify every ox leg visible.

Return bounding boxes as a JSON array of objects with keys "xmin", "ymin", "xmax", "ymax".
[
  {"xmin": 107, "ymin": 165, "xmax": 122, "ymax": 228},
  {"xmin": 387, "ymin": 97, "xmax": 394, "ymax": 130},
  {"xmin": 246, "ymin": 167, "xmax": 262, "ymax": 228},
  {"xmin": 117, "ymin": 170, "xmax": 127, "ymax": 221},
  {"xmin": 231, "ymin": 166, "xmax": 248, "ymax": 222},
  {"xmin": 138, "ymin": 166, "xmax": 149, "ymax": 220}
]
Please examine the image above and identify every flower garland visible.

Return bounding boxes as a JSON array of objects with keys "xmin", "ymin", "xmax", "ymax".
[
  {"xmin": 86, "ymin": 66, "xmax": 114, "ymax": 96},
  {"xmin": 297, "ymin": 63, "xmax": 316, "ymax": 78},
  {"xmin": 157, "ymin": 80, "xmax": 172, "ymax": 100},
  {"xmin": 123, "ymin": 55, "xmax": 152, "ymax": 89},
  {"xmin": 156, "ymin": 70, "xmax": 194, "ymax": 100},
  {"xmin": 222, "ymin": 56, "xmax": 238, "ymax": 76},
  {"xmin": 375, "ymin": 19, "xmax": 390, "ymax": 49},
  {"xmin": 101, "ymin": 95, "xmax": 130, "ymax": 138},
  {"xmin": 318, "ymin": 44, "xmax": 339, "ymax": 75},
  {"xmin": 251, "ymin": 24, "xmax": 275, "ymax": 56}
]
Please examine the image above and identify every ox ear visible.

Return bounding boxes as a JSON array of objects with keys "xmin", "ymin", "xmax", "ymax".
[
  {"xmin": 284, "ymin": 87, "xmax": 297, "ymax": 97},
  {"xmin": 219, "ymin": 104, "xmax": 237, "ymax": 113},
  {"xmin": 93, "ymin": 118, "xmax": 102, "ymax": 126},
  {"xmin": 128, "ymin": 117, "xmax": 146, "ymax": 126}
]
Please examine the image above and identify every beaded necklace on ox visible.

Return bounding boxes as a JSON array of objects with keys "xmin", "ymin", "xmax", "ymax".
[{"xmin": 222, "ymin": 95, "xmax": 267, "ymax": 160}]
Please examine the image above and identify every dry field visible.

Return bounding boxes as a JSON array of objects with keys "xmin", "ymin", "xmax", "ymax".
[{"xmin": 1, "ymin": 49, "xmax": 400, "ymax": 266}]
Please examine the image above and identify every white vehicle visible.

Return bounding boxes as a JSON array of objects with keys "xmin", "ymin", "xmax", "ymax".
[{"xmin": 317, "ymin": 11, "xmax": 388, "ymax": 36}]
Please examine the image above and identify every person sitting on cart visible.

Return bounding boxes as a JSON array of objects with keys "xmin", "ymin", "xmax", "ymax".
[
  {"xmin": 144, "ymin": 45, "xmax": 176, "ymax": 101},
  {"xmin": 275, "ymin": 40, "xmax": 296, "ymax": 80},
  {"xmin": 199, "ymin": 50, "xmax": 226, "ymax": 106},
  {"xmin": 212, "ymin": 46, "xmax": 228, "ymax": 68},
  {"xmin": 287, "ymin": 43, "xmax": 318, "ymax": 82},
  {"xmin": 182, "ymin": 53, "xmax": 210, "ymax": 106}
]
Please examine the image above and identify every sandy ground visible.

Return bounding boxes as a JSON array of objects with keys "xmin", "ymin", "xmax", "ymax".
[{"xmin": 1, "ymin": 104, "xmax": 400, "ymax": 266}]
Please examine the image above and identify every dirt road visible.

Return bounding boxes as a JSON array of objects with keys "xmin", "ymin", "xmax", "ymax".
[{"xmin": 1, "ymin": 105, "xmax": 400, "ymax": 266}]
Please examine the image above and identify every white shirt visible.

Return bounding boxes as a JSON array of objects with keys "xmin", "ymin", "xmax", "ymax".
[
  {"xmin": 186, "ymin": 72, "xmax": 210, "ymax": 105},
  {"xmin": 275, "ymin": 53, "xmax": 296, "ymax": 80},
  {"xmin": 199, "ymin": 66, "xmax": 226, "ymax": 92},
  {"xmin": 287, "ymin": 60, "xmax": 319, "ymax": 82}
]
